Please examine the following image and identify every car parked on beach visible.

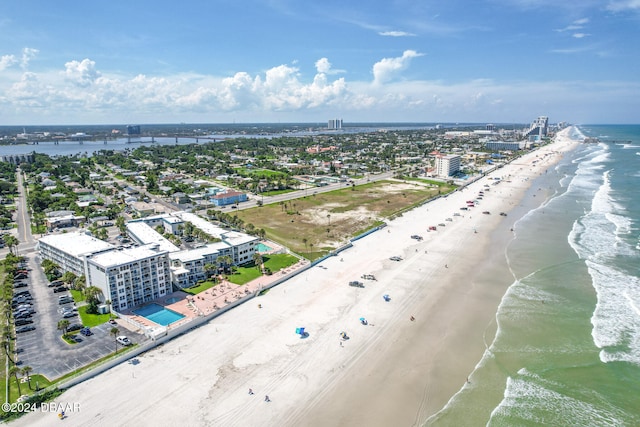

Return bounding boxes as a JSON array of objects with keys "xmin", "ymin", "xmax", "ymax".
[
  {"xmin": 389, "ymin": 256, "xmax": 402, "ymax": 261},
  {"xmin": 348, "ymin": 281, "xmax": 365, "ymax": 288}
]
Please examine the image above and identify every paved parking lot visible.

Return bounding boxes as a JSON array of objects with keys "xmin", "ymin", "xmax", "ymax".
[{"xmin": 14, "ymin": 252, "xmax": 147, "ymax": 380}]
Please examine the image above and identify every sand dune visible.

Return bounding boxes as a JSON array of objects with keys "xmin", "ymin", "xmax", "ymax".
[{"xmin": 12, "ymin": 128, "xmax": 579, "ymax": 427}]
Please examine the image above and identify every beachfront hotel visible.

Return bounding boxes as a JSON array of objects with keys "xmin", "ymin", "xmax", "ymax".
[
  {"xmin": 37, "ymin": 211, "xmax": 258, "ymax": 308},
  {"xmin": 85, "ymin": 244, "xmax": 172, "ymax": 312},
  {"xmin": 37, "ymin": 232, "xmax": 116, "ymax": 276},
  {"xmin": 435, "ymin": 154, "xmax": 461, "ymax": 177}
]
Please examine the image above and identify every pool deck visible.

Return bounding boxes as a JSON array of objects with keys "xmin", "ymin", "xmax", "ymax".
[{"xmin": 118, "ymin": 255, "xmax": 309, "ymax": 334}]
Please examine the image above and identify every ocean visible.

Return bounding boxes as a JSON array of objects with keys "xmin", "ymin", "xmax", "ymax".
[{"xmin": 428, "ymin": 125, "xmax": 640, "ymax": 426}]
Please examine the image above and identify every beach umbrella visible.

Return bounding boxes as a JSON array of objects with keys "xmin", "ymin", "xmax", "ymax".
[{"xmin": 359, "ymin": 317, "xmax": 365, "ymax": 322}]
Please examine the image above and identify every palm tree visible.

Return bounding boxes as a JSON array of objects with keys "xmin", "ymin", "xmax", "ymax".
[
  {"xmin": 2, "ymin": 235, "xmax": 19, "ymax": 256},
  {"xmin": 57, "ymin": 319, "xmax": 70, "ymax": 336},
  {"xmin": 84, "ymin": 286, "xmax": 103, "ymax": 305},
  {"xmin": 302, "ymin": 238, "xmax": 308, "ymax": 253},
  {"xmin": 110, "ymin": 327, "xmax": 120, "ymax": 354},
  {"xmin": 252, "ymin": 252, "xmax": 263, "ymax": 272},
  {"xmin": 21, "ymin": 366, "xmax": 33, "ymax": 390},
  {"xmin": 1, "ymin": 339, "xmax": 14, "ymax": 364},
  {"xmin": 9, "ymin": 366, "xmax": 22, "ymax": 396},
  {"xmin": 327, "ymin": 214, "xmax": 331, "ymax": 226}
]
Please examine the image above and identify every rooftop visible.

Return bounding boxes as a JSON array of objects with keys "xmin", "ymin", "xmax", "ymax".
[{"xmin": 39, "ymin": 231, "xmax": 115, "ymax": 257}]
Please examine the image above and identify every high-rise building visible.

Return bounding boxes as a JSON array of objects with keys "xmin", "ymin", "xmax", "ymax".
[
  {"xmin": 524, "ymin": 116, "xmax": 548, "ymax": 139},
  {"xmin": 126, "ymin": 125, "xmax": 141, "ymax": 135},
  {"xmin": 435, "ymin": 154, "xmax": 461, "ymax": 177},
  {"xmin": 328, "ymin": 119, "xmax": 343, "ymax": 130}
]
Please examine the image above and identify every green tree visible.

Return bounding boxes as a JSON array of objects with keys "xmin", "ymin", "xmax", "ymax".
[
  {"xmin": 57, "ymin": 319, "xmax": 70, "ymax": 336},
  {"xmin": 110, "ymin": 327, "xmax": 120, "ymax": 354},
  {"xmin": 3, "ymin": 234, "xmax": 19, "ymax": 256},
  {"xmin": 21, "ymin": 366, "xmax": 33, "ymax": 390},
  {"xmin": 9, "ymin": 366, "xmax": 22, "ymax": 397}
]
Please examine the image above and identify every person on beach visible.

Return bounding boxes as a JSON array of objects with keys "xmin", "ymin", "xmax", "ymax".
[
  {"xmin": 265, "ymin": 395, "xmax": 270, "ymax": 402},
  {"xmin": 410, "ymin": 316, "xmax": 415, "ymax": 321},
  {"xmin": 249, "ymin": 388, "xmax": 253, "ymax": 395}
]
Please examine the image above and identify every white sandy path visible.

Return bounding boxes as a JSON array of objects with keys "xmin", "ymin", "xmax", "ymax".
[{"xmin": 12, "ymin": 130, "xmax": 579, "ymax": 427}]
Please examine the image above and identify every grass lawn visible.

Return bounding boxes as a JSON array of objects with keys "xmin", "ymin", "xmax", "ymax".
[
  {"xmin": 207, "ymin": 253, "xmax": 301, "ymax": 286},
  {"xmin": 262, "ymin": 253, "xmax": 299, "ymax": 271},
  {"xmin": 235, "ymin": 180, "xmax": 455, "ymax": 258},
  {"xmin": 184, "ymin": 281, "xmax": 217, "ymax": 295},
  {"xmin": 226, "ymin": 265, "xmax": 262, "ymax": 285},
  {"xmin": 70, "ymin": 289, "xmax": 84, "ymax": 302},
  {"xmin": 78, "ymin": 305, "xmax": 112, "ymax": 327}
]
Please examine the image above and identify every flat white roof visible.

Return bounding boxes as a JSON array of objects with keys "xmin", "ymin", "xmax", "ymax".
[
  {"xmin": 176, "ymin": 212, "xmax": 258, "ymax": 245},
  {"xmin": 126, "ymin": 222, "xmax": 180, "ymax": 253},
  {"xmin": 88, "ymin": 244, "xmax": 167, "ymax": 268},
  {"xmin": 39, "ymin": 232, "xmax": 115, "ymax": 257},
  {"xmin": 169, "ymin": 241, "xmax": 230, "ymax": 263}
]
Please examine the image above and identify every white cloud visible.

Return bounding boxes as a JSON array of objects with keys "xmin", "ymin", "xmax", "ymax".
[
  {"xmin": 0, "ymin": 54, "xmax": 17, "ymax": 71},
  {"xmin": 372, "ymin": 50, "xmax": 423, "ymax": 85},
  {"xmin": 573, "ymin": 33, "xmax": 589, "ymax": 38},
  {"xmin": 21, "ymin": 48, "xmax": 39, "ymax": 70},
  {"xmin": 315, "ymin": 58, "xmax": 332, "ymax": 74},
  {"xmin": 379, "ymin": 31, "xmax": 416, "ymax": 37},
  {"xmin": 607, "ymin": 0, "xmax": 640, "ymax": 12},
  {"xmin": 314, "ymin": 57, "xmax": 345, "ymax": 75},
  {"xmin": 64, "ymin": 58, "xmax": 101, "ymax": 87},
  {"xmin": 0, "ymin": 53, "xmax": 638, "ymax": 124}
]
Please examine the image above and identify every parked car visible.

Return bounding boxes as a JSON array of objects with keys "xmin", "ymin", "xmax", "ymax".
[
  {"xmin": 58, "ymin": 299, "xmax": 74, "ymax": 305},
  {"xmin": 15, "ymin": 319, "xmax": 34, "ymax": 326},
  {"xmin": 16, "ymin": 326, "xmax": 36, "ymax": 333},
  {"xmin": 13, "ymin": 282, "xmax": 28, "ymax": 289},
  {"xmin": 67, "ymin": 324, "xmax": 83, "ymax": 332},
  {"xmin": 482, "ymin": 211, "xmax": 491, "ymax": 215},
  {"xmin": 348, "ymin": 281, "xmax": 364, "ymax": 288},
  {"xmin": 62, "ymin": 311, "xmax": 77, "ymax": 318},
  {"xmin": 500, "ymin": 212, "xmax": 508, "ymax": 216},
  {"xmin": 80, "ymin": 327, "xmax": 93, "ymax": 336},
  {"xmin": 53, "ymin": 286, "xmax": 69, "ymax": 293},
  {"xmin": 389, "ymin": 256, "xmax": 402, "ymax": 261},
  {"xmin": 116, "ymin": 336, "xmax": 132, "ymax": 346}
]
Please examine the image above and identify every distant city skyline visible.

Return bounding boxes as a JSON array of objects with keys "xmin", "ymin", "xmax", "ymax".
[{"xmin": 1, "ymin": 1, "xmax": 639, "ymax": 125}]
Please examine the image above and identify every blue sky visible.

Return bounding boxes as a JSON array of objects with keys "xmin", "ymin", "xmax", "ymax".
[{"xmin": 1, "ymin": 0, "xmax": 639, "ymax": 125}]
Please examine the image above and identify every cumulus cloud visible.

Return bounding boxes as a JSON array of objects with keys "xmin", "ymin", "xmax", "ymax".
[
  {"xmin": 379, "ymin": 31, "xmax": 415, "ymax": 37},
  {"xmin": 573, "ymin": 33, "xmax": 589, "ymax": 38},
  {"xmin": 314, "ymin": 57, "xmax": 345, "ymax": 75},
  {"xmin": 0, "ymin": 54, "xmax": 17, "ymax": 71},
  {"xmin": 21, "ymin": 47, "xmax": 39, "ymax": 69},
  {"xmin": 64, "ymin": 59, "xmax": 101, "ymax": 87},
  {"xmin": 372, "ymin": 50, "xmax": 423, "ymax": 85}
]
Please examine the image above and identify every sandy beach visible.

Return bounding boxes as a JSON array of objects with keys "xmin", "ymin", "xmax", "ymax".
[{"xmin": 12, "ymin": 129, "xmax": 580, "ymax": 427}]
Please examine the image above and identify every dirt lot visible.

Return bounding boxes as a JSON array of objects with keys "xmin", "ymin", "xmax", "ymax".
[{"xmin": 236, "ymin": 179, "xmax": 453, "ymax": 258}]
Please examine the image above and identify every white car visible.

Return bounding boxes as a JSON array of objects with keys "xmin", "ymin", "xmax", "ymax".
[{"xmin": 116, "ymin": 336, "xmax": 132, "ymax": 346}]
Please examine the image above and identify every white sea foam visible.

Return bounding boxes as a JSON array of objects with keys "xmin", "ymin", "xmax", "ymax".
[
  {"xmin": 489, "ymin": 370, "xmax": 626, "ymax": 426},
  {"xmin": 588, "ymin": 261, "xmax": 640, "ymax": 365},
  {"xmin": 565, "ymin": 162, "xmax": 640, "ymax": 365}
]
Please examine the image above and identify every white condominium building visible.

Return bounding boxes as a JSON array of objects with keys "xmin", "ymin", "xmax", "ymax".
[
  {"xmin": 37, "ymin": 231, "xmax": 115, "ymax": 276},
  {"xmin": 85, "ymin": 244, "xmax": 171, "ymax": 312},
  {"xmin": 435, "ymin": 154, "xmax": 461, "ymax": 177}
]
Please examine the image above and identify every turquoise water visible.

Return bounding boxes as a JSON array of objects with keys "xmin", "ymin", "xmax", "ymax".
[
  {"xmin": 427, "ymin": 125, "xmax": 640, "ymax": 426},
  {"xmin": 134, "ymin": 303, "xmax": 185, "ymax": 326},
  {"xmin": 256, "ymin": 242, "xmax": 273, "ymax": 252}
]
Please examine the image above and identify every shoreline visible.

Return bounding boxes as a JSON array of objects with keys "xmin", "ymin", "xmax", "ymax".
[{"xmin": 10, "ymin": 129, "xmax": 581, "ymax": 427}]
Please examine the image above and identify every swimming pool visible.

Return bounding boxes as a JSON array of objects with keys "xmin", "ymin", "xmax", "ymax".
[
  {"xmin": 134, "ymin": 303, "xmax": 185, "ymax": 326},
  {"xmin": 256, "ymin": 242, "xmax": 273, "ymax": 253}
]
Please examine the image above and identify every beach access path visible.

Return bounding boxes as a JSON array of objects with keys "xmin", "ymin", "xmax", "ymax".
[{"xmin": 11, "ymin": 129, "xmax": 579, "ymax": 427}]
